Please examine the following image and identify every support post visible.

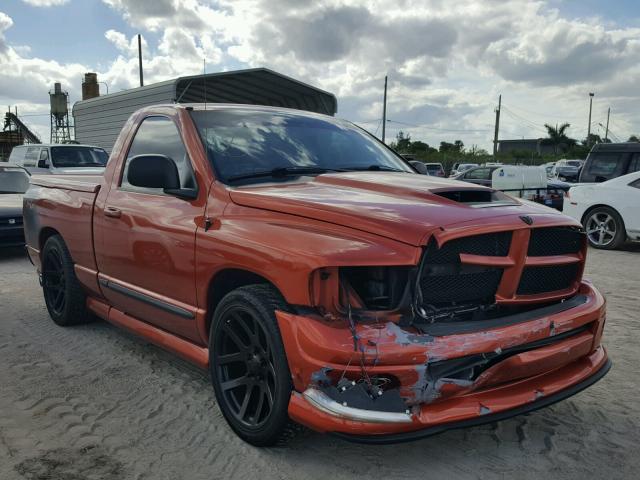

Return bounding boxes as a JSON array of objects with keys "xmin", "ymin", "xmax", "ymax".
[
  {"xmin": 138, "ymin": 34, "xmax": 144, "ymax": 87},
  {"xmin": 382, "ymin": 75, "xmax": 387, "ymax": 143},
  {"xmin": 493, "ymin": 94, "xmax": 501, "ymax": 159}
]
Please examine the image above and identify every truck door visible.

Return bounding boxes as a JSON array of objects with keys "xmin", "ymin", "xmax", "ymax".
[{"xmin": 95, "ymin": 115, "xmax": 203, "ymax": 342}]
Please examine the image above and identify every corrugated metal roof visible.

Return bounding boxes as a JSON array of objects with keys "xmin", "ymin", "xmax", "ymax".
[{"xmin": 73, "ymin": 68, "xmax": 337, "ymax": 152}]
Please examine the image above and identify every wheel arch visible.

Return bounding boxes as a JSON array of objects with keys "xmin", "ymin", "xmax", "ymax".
[
  {"xmin": 39, "ymin": 227, "xmax": 62, "ymax": 252},
  {"xmin": 581, "ymin": 204, "xmax": 625, "ymax": 228},
  {"xmin": 205, "ymin": 268, "xmax": 282, "ymax": 339}
]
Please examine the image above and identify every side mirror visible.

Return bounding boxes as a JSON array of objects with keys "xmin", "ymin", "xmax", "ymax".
[
  {"xmin": 128, "ymin": 154, "xmax": 180, "ymax": 189},
  {"xmin": 127, "ymin": 154, "xmax": 197, "ymax": 199},
  {"xmin": 37, "ymin": 160, "xmax": 49, "ymax": 168}
]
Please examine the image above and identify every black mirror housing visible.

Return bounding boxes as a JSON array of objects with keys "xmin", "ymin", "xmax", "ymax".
[
  {"xmin": 127, "ymin": 154, "xmax": 181, "ymax": 190},
  {"xmin": 37, "ymin": 160, "xmax": 49, "ymax": 168}
]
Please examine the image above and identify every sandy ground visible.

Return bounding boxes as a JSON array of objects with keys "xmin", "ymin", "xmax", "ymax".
[{"xmin": 0, "ymin": 245, "xmax": 638, "ymax": 480}]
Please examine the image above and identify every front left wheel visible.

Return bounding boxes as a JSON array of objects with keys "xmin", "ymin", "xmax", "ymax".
[{"xmin": 209, "ymin": 284, "xmax": 297, "ymax": 446}]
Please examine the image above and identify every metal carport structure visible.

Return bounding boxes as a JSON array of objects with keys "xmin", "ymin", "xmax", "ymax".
[{"xmin": 72, "ymin": 68, "xmax": 337, "ymax": 153}]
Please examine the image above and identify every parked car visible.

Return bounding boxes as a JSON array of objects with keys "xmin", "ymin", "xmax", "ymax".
[
  {"xmin": 24, "ymin": 104, "xmax": 609, "ymax": 446},
  {"xmin": 550, "ymin": 159, "xmax": 583, "ymax": 182},
  {"xmin": 453, "ymin": 165, "xmax": 569, "ymax": 210},
  {"xmin": 8, "ymin": 144, "xmax": 108, "ymax": 175},
  {"xmin": 542, "ymin": 161, "xmax": 556, "ymax": 178},
  {"xmin": 579, "ymin": 142, "xmax": 640, "ymax": 183},
  {"xmin": 423, "ymin": 162, "xmax": 445, "ymax": 176},
  {"xmin": 563, "ymin": 171, "xmax": 640, "ymax": 249},
  {"xmin": 449, "ymin": 162, "xmax": 478, "ymax": 177},
  {"xmin": 0, "ymin": 164, "xmax": 30, "ymax": 247},
  {"xmin": 408, "ymin": 160, "xmax": 429, "ymax": 174}
]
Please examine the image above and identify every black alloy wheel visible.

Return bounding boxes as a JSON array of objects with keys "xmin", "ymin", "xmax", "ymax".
[
  {"xmin": 41, "ymin": 235, "xmax": 93, "ymax": 326},
  {"xmin": 209, "ymin": 284, "xmax": 297, "ymax": 446},
  {"xmin": 42, "ymin": 246, "xmax": 66, "ymax": 316},
  {"xmin": 214, "ymin": 307, "xmax": 276, "ymax": 428}
]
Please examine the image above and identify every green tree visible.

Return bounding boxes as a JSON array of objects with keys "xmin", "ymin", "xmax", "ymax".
[
  {"xmin": 439, "ymin": 140, "xmax": 464, "ymax": 153},
  {"xmin": 542, "ymin": 123, "xmax": 577, "ymax": 154},
  {"xmin": 393, "ymin": 131, "xmax": 412, "ymax": 152},
  {"xmin": 628, "ymin": 135, "xmax": 640, "ymax": 142}
]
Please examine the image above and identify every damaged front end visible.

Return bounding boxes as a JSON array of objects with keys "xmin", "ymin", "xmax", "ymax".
[{"xmin": 277, "ymin": 221, "xmax": 610, "ymax": 440}]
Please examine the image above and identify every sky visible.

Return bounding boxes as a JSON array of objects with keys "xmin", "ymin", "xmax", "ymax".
[{"xmin": 1, "ymin": 0, "xmax": 639, "ymax": 149}]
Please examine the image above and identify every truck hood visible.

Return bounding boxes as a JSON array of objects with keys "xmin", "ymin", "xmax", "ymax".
[{"xmin": 229, "ymin": 172, "xmax": 564, "ymax": 246}]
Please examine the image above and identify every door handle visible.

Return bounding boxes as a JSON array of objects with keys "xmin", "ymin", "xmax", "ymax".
[{"xmin": 104, "ymin": 206, "xmax": 122, "ymax": 218}]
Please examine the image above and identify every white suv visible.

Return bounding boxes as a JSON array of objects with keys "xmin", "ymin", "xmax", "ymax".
[{"xmin": 8, "ymin": 144, "xmax": 108, "ymax": 174}]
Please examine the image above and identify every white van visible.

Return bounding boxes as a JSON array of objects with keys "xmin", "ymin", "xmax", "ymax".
[{"xmin": 8, "ymin": 144, "xmax": 108, "ymax": 175}]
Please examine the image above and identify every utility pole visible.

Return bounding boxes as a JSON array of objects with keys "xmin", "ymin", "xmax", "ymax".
[
  {"xmin": 587, "ymin": 92, "xmax": 594, "ymax": 146},
  {"xmin": 492, "ymin": 94, "xmax": 501, "ymax": 159},
  {"xmin": 604, "ymin": 107, "xmax": 610, "ymax": 142},
  {"xmin": 138, "ymin": 34, "xmax": 144, "ymax": 87},
  {"xmin": 382, "ymin": 75, "xmax": 388, "ymax": 143}
]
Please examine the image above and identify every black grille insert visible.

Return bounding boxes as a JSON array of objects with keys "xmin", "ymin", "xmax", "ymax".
[
  {"xmin": 528, "ymin": 227, "xmax": 584, "ymax": 256},
  {"xmin": 420, "ymin": 266, "xmax": 503, "ymax": 305},
  {"xmin": 517, "ymin": 263, "xmax": 580, "ymax": 295},
  {"xmin": 419, "ymin": 232, "xmax": 511, "ymax": 306}
]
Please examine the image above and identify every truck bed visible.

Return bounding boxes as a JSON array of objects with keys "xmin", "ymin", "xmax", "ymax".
[{"xmin": 24, "ymin": 174, "xmax": 103, "ymax": 295}]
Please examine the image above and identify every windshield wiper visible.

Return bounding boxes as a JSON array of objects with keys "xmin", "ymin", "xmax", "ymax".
[
  {"xmin": 226, "ymin": 166, "xmax": 347, "ymax": 182},
  {"xmin": 341, "ymin": 165, "xmax": 406, "ymax": 172}
]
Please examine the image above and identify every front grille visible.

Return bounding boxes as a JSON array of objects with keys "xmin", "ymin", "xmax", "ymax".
[
  {"xmin": 426, "ymin": 231, "xmax": 512, "ymax": 264},
  {"xmin": 517, "ymin": 263, "xmax": 580, "ymax": 295},
  {"xmin": 420, "ymin": 266, "xmax": 503, "ymax": 304},
  {"xmin": 528, "ymin": 227, "xmax": 584, "ymax": 256},
  {"xmin": 419, "ymin": 232, "xmax": 511, "ymax": 306}
]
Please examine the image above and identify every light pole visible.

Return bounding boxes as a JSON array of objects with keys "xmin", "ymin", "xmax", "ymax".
[{"xmin": 587, "ymin": 92, "xmax": 594, "ymax": 146}]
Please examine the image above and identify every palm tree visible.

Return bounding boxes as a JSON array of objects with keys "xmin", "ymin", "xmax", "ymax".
[{"xmin": 543, "ymin": 123, "xmax": 576, "ymax": 154}]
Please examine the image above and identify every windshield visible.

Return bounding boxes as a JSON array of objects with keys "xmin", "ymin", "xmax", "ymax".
[
  {"xmin": 0, "ymin": 167, "xmax": 30, "ymax": 194},
  {"xmin": 566, "ymin": 161, "xmax": 582, "ymax": 167},
  {"xmin": 50, "ymin": 146, "xmax": 108, "ymax": 168},
  {"xmin": 190, "ymin": 109, "xmax": 413, "ymax": 183}
]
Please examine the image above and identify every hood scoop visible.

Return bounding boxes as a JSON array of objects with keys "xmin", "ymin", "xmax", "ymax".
[{"xmin": 433, "ymin": 189, "xmax": 519, "ymax": 207}]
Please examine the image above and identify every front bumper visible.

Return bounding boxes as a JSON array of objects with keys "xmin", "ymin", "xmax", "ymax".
[{"xmin": 278, "ymin": 281, "xmax": 609, "ymax": 440}]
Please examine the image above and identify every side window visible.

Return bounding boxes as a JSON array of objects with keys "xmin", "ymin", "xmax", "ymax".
[
  {"xmin": 628, "ymin": 154, "xmax": 640, "ymax": 174},
  {"xmin": 587, "ymin": 153, "xmax": 621, "ymax": 176},
  {"xmin": 39, "ymin": 149, "xmax": 49, "ymax": 161},
  {"xmin": 24, "ymin": 147, "xmax": 40, "ymax": 167},
  {"xmin": 122, "ymin": 116, "xmax": 196, "ymax": 193},
  {"xmin": 630, "ymin": 178, "xmax": 640, "ymax": 189},
  {"xmin": 466, "ymin": 168, "xmax": 490, "ymax": 180}
]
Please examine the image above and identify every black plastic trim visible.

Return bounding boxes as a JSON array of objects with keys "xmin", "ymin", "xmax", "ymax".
[
  {"xmin": 332, "ymin": 357, "xmax": 611, "ymax": 445},
  {"xmin": 99, "ymin": 278, "xmax": 194, "ymax": 319},
  {"xmin": 416, "ymin": 294, "xmax": 588, "ymax": 336}
]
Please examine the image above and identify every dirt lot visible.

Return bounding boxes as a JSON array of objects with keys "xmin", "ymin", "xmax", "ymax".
[{"xmin": 0, "ymin": 246, "xmax": 638, "ymax": 480}]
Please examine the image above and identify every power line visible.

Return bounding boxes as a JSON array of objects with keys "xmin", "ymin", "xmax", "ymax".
[
  {"xmin": 500, "ymin": 107, "xmax": 548, "ymax": 134},
  {"xmin": 504, "ymin": 102, "xmax": 584, "ymax": 121},
  {"xmin": 385, "ymin": 119, "xmax": 492, "ymax": 133}
]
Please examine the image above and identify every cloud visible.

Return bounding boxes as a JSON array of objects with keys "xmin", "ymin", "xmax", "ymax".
[
  {"xmin": 21, "ymin": 0, "xmax": 70, "ymax": 6},
  {"xmin": 2, "ymin": 1, "xmax": 640, "ymax": 146}
]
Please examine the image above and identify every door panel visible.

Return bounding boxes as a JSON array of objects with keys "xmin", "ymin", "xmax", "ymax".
[{"xmin": 95, "ymin": 115, "xmax": 203, "ymax": 342}]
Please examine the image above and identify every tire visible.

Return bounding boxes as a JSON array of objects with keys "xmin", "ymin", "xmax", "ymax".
[
  {"xmin": 209, "ymin": 284, "xmax": 298, "ymax": 446},
  {"xmin": 41, "ymin": 235, "xmax": 93, "ymax": 326},
  {"xmin": 583, "ymin": 206, "xmax": 626, "ymax": 250}
]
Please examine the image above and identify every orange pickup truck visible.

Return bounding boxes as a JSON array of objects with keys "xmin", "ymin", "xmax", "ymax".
[{"xmin": 24, "ymin": 104, "xmax": 610, "ymax": 445}]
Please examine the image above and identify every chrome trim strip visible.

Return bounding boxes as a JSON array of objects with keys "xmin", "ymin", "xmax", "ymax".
[{"xmin": 302, "ymin": 388, "xmax": 413, "ymax": 424}]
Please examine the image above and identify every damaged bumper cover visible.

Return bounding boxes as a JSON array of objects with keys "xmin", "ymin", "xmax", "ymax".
[{"xmin": 277, "ymin": 281, "xmax": 610, "ymax": 441}]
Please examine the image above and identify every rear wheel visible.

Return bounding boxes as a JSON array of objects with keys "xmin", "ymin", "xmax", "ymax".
[
  {"xmin": 583, "ymin": 206, "xmax": 626, "ymax": 250},
  {"xmin": 209, "ymin": 284, "xmax": 297, "ymax": 446},
  {"xmin": 41, "ymin": 235, "xmax": 93, "ymax": 326}
]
